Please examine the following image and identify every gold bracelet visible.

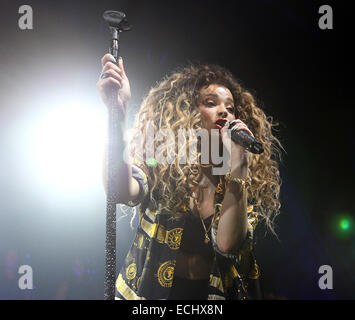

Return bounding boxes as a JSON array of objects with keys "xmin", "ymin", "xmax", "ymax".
[{"xmin": 225, "ymin": 173, "xmax": 251, "ymax": 189}]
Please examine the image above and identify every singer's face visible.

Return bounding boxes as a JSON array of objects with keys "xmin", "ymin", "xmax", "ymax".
[{"xmin": 197, "ymin": 84, "xmax": 236, "ymax": 131}]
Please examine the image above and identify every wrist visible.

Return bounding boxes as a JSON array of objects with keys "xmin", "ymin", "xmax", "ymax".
[{"xmin": 225, "ymin": 173, "xmax": 251, "ymax": 191}]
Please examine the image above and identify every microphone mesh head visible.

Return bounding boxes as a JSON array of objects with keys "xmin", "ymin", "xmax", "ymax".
[{"xmin": 103, "ymin": 11, "xmax": 126, "ymax": 28}]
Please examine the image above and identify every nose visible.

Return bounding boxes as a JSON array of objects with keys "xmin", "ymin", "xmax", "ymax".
[{"xmin": 217, "ymin": 104, "xmax": 228, "ymax": 118}]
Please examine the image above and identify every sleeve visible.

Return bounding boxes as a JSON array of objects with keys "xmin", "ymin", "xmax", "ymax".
[
  {"xmin": 210, "ymin": 205, "xmax": 258, "ymax": 260},
  {"xmin": 126, "ymin": 164, "xmax": 149, "ymax": 207}
]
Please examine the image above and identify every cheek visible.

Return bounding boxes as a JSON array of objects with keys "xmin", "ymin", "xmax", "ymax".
[
  {"xmin": 198, "ymin": 107, "xmax": 211, "ymax": 122},
  {"xmin": 229, "ymin": 113, "xmax": 236, "ymax": 121},
  {"xmin": 202, "ymin": 109, "xmax": 214, "ymax": 120}
]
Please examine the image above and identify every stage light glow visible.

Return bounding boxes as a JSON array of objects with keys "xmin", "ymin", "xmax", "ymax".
[
  {"xmin": 330, "ymin": 213, "xmax": 354, "ymax": 239},
  {"xmin": 339, "ymin": 219, "xmax": 350, "ymax": 231},
  {"xmin": 147, "ymin": 157, "xmax": 157, "ymax": 167},
  {"xmin": 18, "ymin": 100, "xmax": 107, "ymax": 199}
]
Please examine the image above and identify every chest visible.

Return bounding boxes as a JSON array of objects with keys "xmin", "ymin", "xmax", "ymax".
[{"xmin": 189, "ymin": 187, "xmax": 216, "ymax": 219}]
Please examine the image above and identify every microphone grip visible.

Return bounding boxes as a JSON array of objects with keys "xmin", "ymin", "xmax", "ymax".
[
  {"xmin": 110, "ymin": 39, "xmax": 119, "ymax": 63},
  {"xmin": 230, "ymin": 129, "xmax": 264, "ymax": 154}
]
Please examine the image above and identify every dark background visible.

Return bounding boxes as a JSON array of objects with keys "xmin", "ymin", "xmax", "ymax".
[{"xmin": 0, "ymin": 0, "xmax": 354, "ymax": 299}]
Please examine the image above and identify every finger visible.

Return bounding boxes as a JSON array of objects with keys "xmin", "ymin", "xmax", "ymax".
[
  {"xmin": 101, "ymin": 63, "xmax": 123, "ymax": 77},
  {"xmin": 100, "ymin": 69, "xmax": 123, "ymax": 83},
  {"xmin": 229, "ymin": 120, "xmax": 254, "ymax": 137},
  {"xmin": 101, "ymin": 53, "xmax": 117, "ymax": 67},
  {"xmin": 229, "ymin": 119, "xmax": 244, "ymax": 127},
  {"xmin": 100, "ymin": 77, "xmax": 122, "ymax": 89},
  {"xmin": 220, "ymin": 126, "xmax": 232, "ymax": 142},
  {"xmin": 102, "ymin": 61, "xmax": 122, "ymax": 76},
  {"xmin": 118, "ymin": 57, "xmax": 126, "ymax": 77},
  {"xmin": 233, "ymin": 124, "xmax": 254, "ymax": 137}
]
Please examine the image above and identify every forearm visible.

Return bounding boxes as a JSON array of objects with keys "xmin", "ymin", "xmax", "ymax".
[
  {"xmin": 216, "ymin": 156, "xmax": 249, "ymax": 253},
  {"xmin": 216, "ymin": 181, "xmax": 248, "ymax": 253}
]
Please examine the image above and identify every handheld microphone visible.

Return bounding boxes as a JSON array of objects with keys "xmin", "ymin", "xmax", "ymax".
[{"xmin": 216, "ymin": 119, "xmax": 264, "ymax": 154}]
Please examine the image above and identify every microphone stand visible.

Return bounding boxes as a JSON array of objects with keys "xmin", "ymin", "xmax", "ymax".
[{"xmin": 102, "ymin": 10, "xmax": 131, "ymax": 300}]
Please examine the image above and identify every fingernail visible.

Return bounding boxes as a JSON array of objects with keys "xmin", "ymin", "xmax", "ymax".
[
  {"xmin": 110, "ymin": 55, "xmax": 117, "ymax": 63},
  {"xmin": 119, "ymin": 56, "xmax": 122, "ymax": 61}
]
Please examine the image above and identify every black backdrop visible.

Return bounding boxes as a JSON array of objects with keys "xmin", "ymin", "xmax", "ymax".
[{"xmin": 0, "ymin": 0, "xmax": 353, "ymax": 299}]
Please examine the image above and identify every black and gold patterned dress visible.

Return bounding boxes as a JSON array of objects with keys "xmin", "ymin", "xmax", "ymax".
[{"xmin": 115, "ymin": 164, "xmax": 263, "ymax": 300}]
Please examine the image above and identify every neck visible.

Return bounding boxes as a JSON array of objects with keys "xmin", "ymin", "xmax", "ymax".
[{"xmin": 200, "ymin": 165, "xmax": 220, "ymax": 188}]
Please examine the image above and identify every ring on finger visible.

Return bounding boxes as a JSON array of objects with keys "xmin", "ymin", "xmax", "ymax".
[
  {"xmin": 101, "ymin": 72, "xmax": 109, "ymax": 79},
  {"xmin": 230, "ymin": 121, "xmax": 240, "ymax": 131}
]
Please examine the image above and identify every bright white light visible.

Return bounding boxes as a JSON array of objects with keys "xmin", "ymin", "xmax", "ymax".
[{"xmin": 25, "ymin": 102, "xmax": 106, "ymax": 195}]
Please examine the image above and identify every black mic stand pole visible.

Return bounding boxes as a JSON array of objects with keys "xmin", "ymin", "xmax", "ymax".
[{"xmin": 102, "ymin": 10, "xmax": 131, "ymax": 300}]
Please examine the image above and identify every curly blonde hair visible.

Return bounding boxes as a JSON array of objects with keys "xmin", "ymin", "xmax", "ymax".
[{"xmin": 130, "ymin": 64, "xmax": 282, "ymax": 234}]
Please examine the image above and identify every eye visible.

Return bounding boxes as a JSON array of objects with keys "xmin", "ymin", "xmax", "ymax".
[
  {"xmin": 204, "ymin": 100, "xmax": 215, "ymax": 107},
  {"xmin": 227, "ymin": 107, "xmax": 235, "ymax": 113}
]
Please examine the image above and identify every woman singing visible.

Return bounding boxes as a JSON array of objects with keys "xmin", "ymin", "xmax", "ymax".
[{"xmin": 97, "ymin": 53, "xmax": 282, "ymax": 300}]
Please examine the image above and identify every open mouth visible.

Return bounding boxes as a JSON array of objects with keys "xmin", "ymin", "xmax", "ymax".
[{"xmin": 215, "ymin": 118, "xmax": 228, "ymax": 129}]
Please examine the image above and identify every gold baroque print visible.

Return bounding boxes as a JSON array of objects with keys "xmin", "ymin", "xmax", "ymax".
[
  {"xmin": 126, "ymin": 263, "xmax": 137, "ymax": 280},
  {"xmin": 137, "ymin": 232, "xmax": 144, "ymax": 249},
  {"xmin": 216, "ymin": 182, "xmax": 224, "ymax": 194},
  {"xmin": 248, "ymin": 263, "xmax": 260, "ymax": 280},
  {"xmin": 157, "ymin": 260, "xmax": 175, "ymax": 288},
  {"xmin": 167, "ymin": 228, "xmax": 183, "ymax": 250},
  {"xmin": 156, "ymin": 225, "xmax": 166, "ymax": 244}
]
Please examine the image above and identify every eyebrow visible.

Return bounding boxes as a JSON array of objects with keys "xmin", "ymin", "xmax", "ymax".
[{"xmin": 203, "ymin": 93, "xmax": 234, "ymax": 105}]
